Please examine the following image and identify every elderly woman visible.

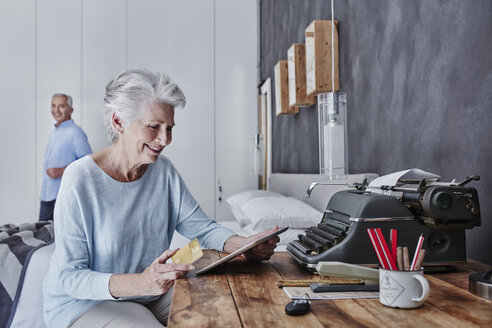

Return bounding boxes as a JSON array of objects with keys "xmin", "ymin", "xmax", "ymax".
[{"xmin": 43, "ymin": 68, "xmax": 279, "ymax": 328}]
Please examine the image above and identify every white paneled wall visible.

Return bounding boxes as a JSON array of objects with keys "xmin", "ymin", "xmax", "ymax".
[
  {"xmin": 215, "ymin": 0, "xmax": 259, "ymax": 220},
  {"xmin": 167, "ymin": 0, "xmax": 216, "ymax": 217},
  {"xmin": 0, "ymin": 0, "xmax": 37, "ymax": 222},
  {"xmin": 82, "ymin": 0, "xmax": 126, "ymax": 153},
  {"xmin": 127, "ymin": 0, "xmax": 171, "ymax": 72},
  {"xmin": 0, "ymin": 0, "xmax": 257, "ymax": 225}
]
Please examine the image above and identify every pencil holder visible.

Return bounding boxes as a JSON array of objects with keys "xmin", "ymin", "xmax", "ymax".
[{"xmin": 379, "ymin": 268, "xmax": 430, "ymax": 309}]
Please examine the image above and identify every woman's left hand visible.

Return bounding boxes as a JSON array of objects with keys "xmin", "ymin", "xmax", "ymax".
[{"xmin": 224, "ymin": 226, "xmax": 280, "ymax": 261}]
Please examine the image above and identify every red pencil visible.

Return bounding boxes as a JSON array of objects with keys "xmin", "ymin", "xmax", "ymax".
[
  {"xmin": 390, "ymin": 229, "xmax": 398, "ymax": 264},
  {"xmin": 367, "ymin": 228, "xmax": 389, "ymax": 269},
  {"xmin": 375, "ymin": 228, "xmax": 397, "ymax": 270}
]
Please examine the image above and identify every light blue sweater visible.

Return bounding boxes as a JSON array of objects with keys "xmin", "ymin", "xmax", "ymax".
[{"xmin": 43, "ymin": 155, "xmax": 235, "ymax": 328}]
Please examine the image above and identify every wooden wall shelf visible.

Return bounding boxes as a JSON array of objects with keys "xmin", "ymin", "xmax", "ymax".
[
  {"xmin": 305, "ymin": 20, "xmax": 340, "ymax": 96},
  {"xmin": 274, "ymin": 60, "xmax": 299, "ymax": 115},
  {"xmin": 288, "ymin": 43, "xmax": 316, "ymax": 107}
]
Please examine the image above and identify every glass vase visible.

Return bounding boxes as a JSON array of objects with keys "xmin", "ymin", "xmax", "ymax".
[{"xmin": 318, "ymin": 92, "xmax": 347, "ymax": 179}]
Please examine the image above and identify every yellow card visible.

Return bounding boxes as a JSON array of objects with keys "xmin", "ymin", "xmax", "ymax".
[{"xmin": 171, "ymin": 238, "xmax": 203, "ymax": 264}]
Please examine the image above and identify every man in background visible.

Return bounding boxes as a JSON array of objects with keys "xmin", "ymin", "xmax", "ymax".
[{"xmin": 39, "ymin": 93, "xmax": 92, "ymax": 221}]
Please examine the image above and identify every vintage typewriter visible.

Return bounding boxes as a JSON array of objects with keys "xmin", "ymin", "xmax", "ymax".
[{"xmin": 287, "ymin": 173, "xmax": 481, "ymax": 271}]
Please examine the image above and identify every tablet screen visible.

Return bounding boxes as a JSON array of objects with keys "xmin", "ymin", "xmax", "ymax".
[{"xmin": 196, "ymin": 226, "xmax": 289, "ymax": 275}]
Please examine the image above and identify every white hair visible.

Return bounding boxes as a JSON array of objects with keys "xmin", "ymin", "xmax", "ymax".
[
  {"xmin": 52, "ymin": 93, "xmax": 73, "ymax": 108},
  {"xmin": 103, "ymin": 67, "xmax": 186, "ymax": 143}
]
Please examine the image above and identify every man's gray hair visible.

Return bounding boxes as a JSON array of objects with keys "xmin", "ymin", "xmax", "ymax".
[
  {"xmin": 103, "ymin": 67, "xmax": 186, "ymax": 143},
  {"xmin": 52, "ymin": 93, "xmax": 73, "ymax": 108}
]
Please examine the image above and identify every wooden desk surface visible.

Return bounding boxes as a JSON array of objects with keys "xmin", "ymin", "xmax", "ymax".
[{"xmin": 168, "ymin": 250, "xmax": 492, "ymax": 327}]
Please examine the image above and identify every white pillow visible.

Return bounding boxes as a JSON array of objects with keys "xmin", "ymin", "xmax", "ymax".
[
  {"xmin": 229, "ymin": 206, "xmax": 251, "ymax": 227},
  {"xmin": 226, "ymin": 190, "xmax": 285, "ymax": 226},
  {"xmin": 240, "ymin": 196, "xmax": 322, "ymax": 230},
  {"xmin": 242, "ymin": 224, "xmax": 305, "ymax": 245}
]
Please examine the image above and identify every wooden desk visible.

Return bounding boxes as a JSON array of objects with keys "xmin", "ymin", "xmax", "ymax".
[{"xmin": 168, "ymin": 250, "xmax": 492, "ymax": 327}]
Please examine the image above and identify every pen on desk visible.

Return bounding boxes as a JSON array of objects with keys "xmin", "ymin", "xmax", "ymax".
[
  {"xmin": 414, "ymin": 249, "xmax": 426, "ymax": 271},
  {"xmin": 403, "ymin": 247, "xmax": 410, "ymax": 271},
  {"xmin": 277, "ymin": 279, "xmax": 363, "ymax": 288},
  {"xmin": 367, "ymin": 228, "xmax": 388, "ymax": 269},
  {"xmin": 310, "ymin": 283, "xmax": 379, "ymax": 293},
  {"xmin": 396, "ymin": 246, "xmax": 404, "ymax": 270},
  {"xmin": 390, "ymin": 229, "xmax": 398, "ymax": 263},
  {"xmin": 375, "ymin": 228, "xmax": 397, "ymax": 270},
  {"xmin": 411, "ymin": 234, "xmax": 425, "ymax": 271}
]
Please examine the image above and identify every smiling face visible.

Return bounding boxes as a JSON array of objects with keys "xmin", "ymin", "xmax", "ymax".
[
  {"xmin": 121, "ymin": 102, "xmax": 175, "ymax": 165},
  {"xmin": 51, "ymin": 95, "xmax": 73, "ymax": 126}
]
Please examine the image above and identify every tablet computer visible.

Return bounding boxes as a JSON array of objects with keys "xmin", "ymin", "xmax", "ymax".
[{"xmin": 196, "ymin": 226, "xmax": 288, "ymax": 275}]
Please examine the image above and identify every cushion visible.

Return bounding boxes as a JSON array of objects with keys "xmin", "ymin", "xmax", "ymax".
[
  {"xmin": 229, "ymin": 206, "xmax": 251, "ymax": 227},
  {"xmin": 240, "ymin": 196, "xmax": 322, "ymax": 230},
  {"xmin": 226, "ymin": 190, "xmax": 285, "ymax": 226}
]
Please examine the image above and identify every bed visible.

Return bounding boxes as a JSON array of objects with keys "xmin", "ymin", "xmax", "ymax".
[{"xmin": 4, "ymin": 172, "xmax": 376, "ymax": 327}]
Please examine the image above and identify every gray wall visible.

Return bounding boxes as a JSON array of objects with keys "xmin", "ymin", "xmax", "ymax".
[{"xmin": 260, "ymin": 0, "xmax": 492, "ymax": 265}]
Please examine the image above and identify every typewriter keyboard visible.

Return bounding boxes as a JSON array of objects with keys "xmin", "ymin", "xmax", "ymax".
[{"xmin": 290, "ymin": 218, "xmax": 349, "ymax": 255}]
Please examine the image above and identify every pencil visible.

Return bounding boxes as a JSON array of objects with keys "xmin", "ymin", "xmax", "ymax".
[
  {"xmin": 390, "ymin": 229, "xmax": 398, "ymax": 263},
  {"xmin": 411, "ymin": 234, "xmax": 425, "ymax": 271},
  {"xmin": 414, "ymin": 249, "xmax": 426, "ymax": 270},
  {"xmin": 367, "ymin": 228, "xmax": 389, "ymax": 269},
  {"xmin": 396, "ymin": 246, "xmax": 404, "ymax": 270},
  {"xmin": 403, "ymin": 246, "xmax": 410, "ymax": 271},
  {"xmin": 375, "ymin": 228, "xmax": 397, "ymax": 270}
]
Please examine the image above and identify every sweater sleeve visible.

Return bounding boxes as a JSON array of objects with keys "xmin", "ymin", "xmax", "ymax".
[{"xmin": 52, "ymin": 166, "xmax": 116, "ymax": 300}]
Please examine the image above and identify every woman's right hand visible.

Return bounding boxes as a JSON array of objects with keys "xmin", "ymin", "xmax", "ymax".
[
  {"xmin": 109, "ymin": 249, "xmax": 195, "ymax": 298},
  {"xmin": 139, "ymin": 249, "xmax": 195, "ymax": 295}
]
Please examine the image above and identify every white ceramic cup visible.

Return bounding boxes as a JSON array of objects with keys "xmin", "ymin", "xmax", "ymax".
[{"xmin": 379, "ymin": 268, "xmax": 430, "ymax": 309}]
